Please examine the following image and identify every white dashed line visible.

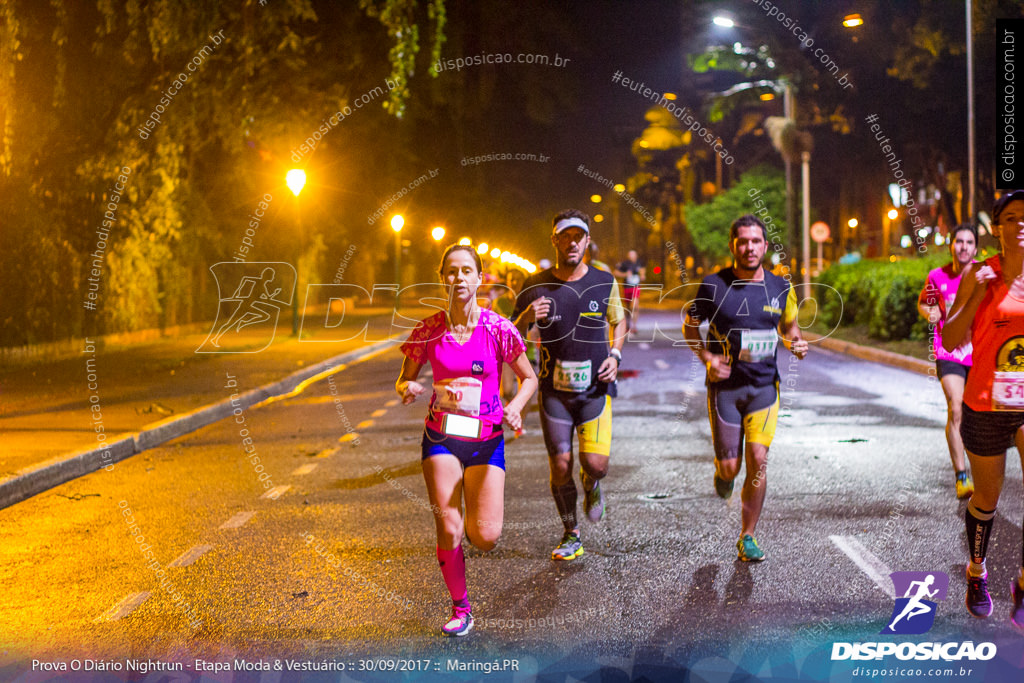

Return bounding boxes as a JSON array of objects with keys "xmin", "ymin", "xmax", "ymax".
[
  {"xmin": 262, "ymin": 485, "xmax": 291, "ymax": 500},
  {"xmin": 220, "ymin": 511, "xmax": 256, "ymax": 529},
  {"xmin": 830, "ymin": 535, "xmax": 895, "ymax": 598},
  {"xmin": 168, "ymin": 544, "xmax": 213, "ymax": 568},
  {"xmin": 292, "ymin": 463, "xmax": 318, "ymax": 476},
  {"xmin": 94, "ymin": 592, "xmax": 151, "ymax": 623}
]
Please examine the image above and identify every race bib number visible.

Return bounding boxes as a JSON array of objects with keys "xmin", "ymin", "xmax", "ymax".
[
  {"xmin": 738, "ymin": 329, "xmax": 778, "ymax": 362},
  {"xmin": 553, "ymin": 359, "xmax": 592, "ymax": 392},
  {"xmin": 434, "ymin": 377, "xmax": 483, "ymax": 416},
  {"xmin": 992, "ymin": 372, "xmax": 1024, "ymax": 411}
]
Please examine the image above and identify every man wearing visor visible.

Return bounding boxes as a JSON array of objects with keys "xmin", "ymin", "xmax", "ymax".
[{"xmin": 513, "ymin": 209, "xmax": 627, "ymax": 561}]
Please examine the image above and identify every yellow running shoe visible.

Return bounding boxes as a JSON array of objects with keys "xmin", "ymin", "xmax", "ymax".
[{"xmin": 956, "ymin": 473, "xmax": 974, "ymax": 500}]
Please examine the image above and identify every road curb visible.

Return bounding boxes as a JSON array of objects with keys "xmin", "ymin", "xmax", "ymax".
[
  {"xmin": 805, "ymin": 331, "xmax": 933, "ymax": 377},
  {"xmin": 0, "ymin": 336, "xmax": 403, "ymax": 511}
]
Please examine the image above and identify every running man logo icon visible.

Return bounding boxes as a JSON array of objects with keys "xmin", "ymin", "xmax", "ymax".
[
  {"xmin": 197, "ymin": 262, "xmax": 295, "ymax": 353},
  {"xmin": 880, "ymin": 571, "xmax": 949, "ymax": 635}
]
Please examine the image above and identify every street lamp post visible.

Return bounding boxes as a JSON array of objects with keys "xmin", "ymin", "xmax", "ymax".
[
  {"xmin": 391, "ymin": 214, "xmax": 404, "ymax": 309},
  {"xmin": 286, "ymin": 169, "xmax": 307, "ymax": 337}
]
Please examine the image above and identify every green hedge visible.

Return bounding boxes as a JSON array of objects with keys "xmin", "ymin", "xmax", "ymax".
[{"xmin": 815, "ymin": 256, "xmax": 948, "ymax": 341}]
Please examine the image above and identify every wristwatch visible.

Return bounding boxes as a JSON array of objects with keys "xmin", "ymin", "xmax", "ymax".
[{"xmin": 608, "ymin": 348, "xmax": 622, "ymax": 361}]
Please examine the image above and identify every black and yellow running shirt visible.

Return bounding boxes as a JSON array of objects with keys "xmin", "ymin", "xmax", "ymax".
[
  {"xmin": 687, "ymin": 267, "xmax": 798, "ymax": 390},
  {"xmin": 513, "ymin": 266, "xmax": 625, "ymax": 398}
]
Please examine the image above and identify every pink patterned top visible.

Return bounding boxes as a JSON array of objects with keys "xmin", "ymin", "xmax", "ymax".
[
  {"xmin": 400, "ymin": 309, "xmax": 526, "ymax": 436},
  {"xmin": 919, "ymin": 263, "xmax": 973, "ymax": 365}
]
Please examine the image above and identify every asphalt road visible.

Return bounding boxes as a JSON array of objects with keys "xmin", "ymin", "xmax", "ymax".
[{"xmin": 2, "ymin": 310, "xmax": 1023, "ymax": 682}]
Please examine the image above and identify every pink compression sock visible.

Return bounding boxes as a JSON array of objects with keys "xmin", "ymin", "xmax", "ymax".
[{"xmin": 436, "ymin": 545, "xmax": 469, "ymax": 605}]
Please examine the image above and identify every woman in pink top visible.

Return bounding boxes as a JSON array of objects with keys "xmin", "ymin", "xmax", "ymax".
[
  {"xmin": 917, "ymin": 223, "xmax": 977, "ymax": 499},
  {"xmin": 396, "ymin": 245, "xmax": 537, "ymax": 636}
]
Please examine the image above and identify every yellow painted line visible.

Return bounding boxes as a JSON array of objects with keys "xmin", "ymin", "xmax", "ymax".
[
  {"xmin": 262, "ymin": 485, "xmax": 291, "ymax": 500},
  {"xmin": 168, "ymin": 544, "xmax": 213, "ymax": 568},
  {"xmin": 316, "ymin": 446, "xmax": 340, "ymax": 457},
  {"xmin": 220, "ymin": 511, "xmax": 256, "ymax": 529},
  {"xmin": 371, "ymin": 409, "xmax": 387, "ymax": 418},
  {"xmin": 339, "ymin": 433, "xmax": 359, "ymax": 444},
  {"xmin": 385, "ymin": 399, "xmax": 399, "ymax": 407},
  {"xmin": 356, "ymin": 420, "xmax": 374, "ymax": 429},
  {"xmin": 94, "ymin": 592, "xmax": 151, "ymax": 623},
  {"xmin": 292, "ymin": 463, "xmax": 318, "ymax": 476}
]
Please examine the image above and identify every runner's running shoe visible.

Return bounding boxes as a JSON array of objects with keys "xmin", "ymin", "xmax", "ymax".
[
  {"xmin": 965, "ymin": 569, "xmax": 992, "ymax": 618},
  {"xmin": 441, "ymin": 603, "xmax": 474, "ymax": 636},
  {"xmin": 551, "ymin": 531, "xmax": 584, "ymax": 561},
  {"xmin": 737, "ymin": 534, "xmax": 765, "ymax": 562},
  {"xmin": 956, "ymin": 472, "xmax": 974, "ymax": 499},
  {"xmin": 714, "ymin": 473, "xmax": 734, "ymax": 500},
  {"xmin": 584, "ymin": 481, "xmax": 606, "ymax": 522},
  {"xmin": 1011, "ymin": 579, "xmax": 1024, "ymax": 629}
]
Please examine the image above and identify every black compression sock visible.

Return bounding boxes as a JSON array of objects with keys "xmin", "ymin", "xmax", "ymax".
[
  {"xmin": 965, "ymin": 502, "xmax": 996, "ymax": 565},
  {"xmin": 551, "ymin": 480, "xmax": 578, "ymax": 532}
]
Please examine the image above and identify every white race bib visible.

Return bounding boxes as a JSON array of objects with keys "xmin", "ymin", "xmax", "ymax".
[
  {"xmin": 992, "ymin": 372, "xmax": 1024, "ymax": 411},
  {"xmin": 434, "ymin": 377, "xmax": 483, "ymax": 416},
  {"xmin": 553, "ymin": 359, "xmax": 592, "ymax": 392},
  {"xmin": 738, "ymin": 329, "xmax": 778, "ymax": 363}
]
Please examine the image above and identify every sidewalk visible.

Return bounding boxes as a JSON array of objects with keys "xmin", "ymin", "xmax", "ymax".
[{"xmin": 0, "ymin": 307, "xmax": 432, "ymax": 509}]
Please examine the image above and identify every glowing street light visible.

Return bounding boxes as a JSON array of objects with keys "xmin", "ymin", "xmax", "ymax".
[
  {"xmin": 613, "ymin": 183, "xmax": 625, "ymax": 193},
  {"xmin": 887, "ymin": 209, "xmax": 899, "ymax": 220},
  {"xmin": 431, "ymin": 226, "xmax": 446, "ymax": 241},
  {"xmin": 847, "ymin": 218, "xmax": 859, "ymax": 229},
  {"xmin": 490, "ymin": 247, "xmax": 501, "ymax": 259},
  {"xmin": 458, "ymin": 237, "xmax": 472, "ymax": 246},
  {"xmin": 842, "ymin": 13, "xmax": 864, "ymax": 28},
  {"xmin": 477, "ymin": 243, "xmax": 489, "ymax": 255},
  {"xmin": 590, "ymin": 194, "xmax": 602, "ymax": 203},
  {"xmin": 286, "ymin": 169, "xmax": 306, "ymax": 197},
  {"xmin": 391, "ymin": 215, "xmax": 404, "ymax": 307},
  {"xmin": 593, "ymin": 214, "xmax": 604, "ymax": 223},
  {"xmin": 287, "ymin": 169, "xmax": 308, "ymax": 335},
  {"xmin": 713, "ymin": 15, "xmax": 735, "ymax": 28}
]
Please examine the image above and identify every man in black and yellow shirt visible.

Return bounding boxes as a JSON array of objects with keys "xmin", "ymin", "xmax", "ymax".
[
  {"xmin": 684, "ymin": 214, "xmax": 808, "ymax": 562},
  {"xmin": 513, "ymin": 209, "xmax": 627, "ymax": 561}
]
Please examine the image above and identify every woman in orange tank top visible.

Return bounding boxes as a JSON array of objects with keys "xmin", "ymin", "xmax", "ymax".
[{"xmin": 943, "ymin": 189, "xmax": 1024, "ymax": 628}]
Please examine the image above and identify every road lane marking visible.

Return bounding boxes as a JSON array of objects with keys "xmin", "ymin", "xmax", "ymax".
[
  {"xmin": 371, "ymin": 409, "xmax": 387, "ymax": 418},
  {"xmin": 94, "ymin": 592, "xmax": 151, "ymax": 622},
  {"xmin": 292, "ymin": 463, "xmax": 318, "ymax": 476},
  {"xmin": 830, "ymin": 535, "xmax": 895, "ymax": 598},
  {"xmin": 339, "ymin": 433, "xmax": 359, "ymax": 444},
  {"xmin": 220, "ymin": 511, "xmax": 256, "ymax": 529},
  {"xmin": 385, "ymin": 399, "xmax": 399, "ymax": 407},
  {"xmin": 316, "ymin": 447, "xmax": 339, "ymax": 457},
  {"xmin": 654, "ymin": 359, "xmax": 670, "ymax": 370},
  {"xmin": 356, "ymin": 420, "xmax": 374, "ymax": 429},
  {"xmin": 262, "ymin": 485, "xmax": 291, "ymax": 500},
  {"xmin": 168, "ymin": 545, "xmax": 213, "ymax": 568}
]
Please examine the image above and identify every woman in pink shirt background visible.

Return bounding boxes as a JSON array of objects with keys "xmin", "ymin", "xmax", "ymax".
[
  {"xmin": 396, "ymin": 244, "xmax": 537, "ymax": 636},
  {"xmin": 918, "ymin": 223, "xmax": 978, "ymax": 499}
]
